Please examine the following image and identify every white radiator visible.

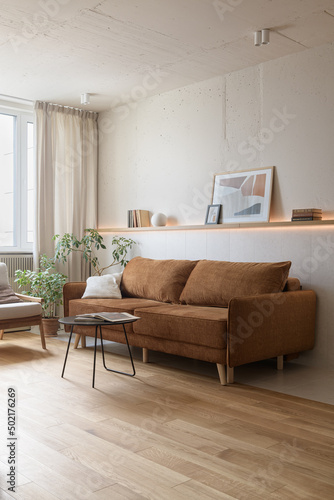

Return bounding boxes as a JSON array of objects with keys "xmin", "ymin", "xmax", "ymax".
[
  {"xmin": 0, "ymin": 254, "xmax": 34, "ymax": 292},
  {"xmin": 0, "ymin": 254, "xmax": 34, "ymax": 332}
]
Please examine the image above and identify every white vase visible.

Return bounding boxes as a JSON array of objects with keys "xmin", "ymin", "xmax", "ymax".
[{"xmin": 151, "ymin": 213, "xmax": 167, "ymax": 227}]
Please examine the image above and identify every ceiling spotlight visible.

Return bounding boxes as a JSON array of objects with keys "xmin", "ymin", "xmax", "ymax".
[
  {"xmin": 81, "ymin": 93, "xmax": 90, "ymax": 105},
  {"xmin": 254, "ymin": 31, "xmax": 261, "ymax": 46},
  {"xmin": 254, "ymin": 29, "xmax": 270, "ymax": 46},
  {"xmin": 261, "ymin": 29, "xmax": 270, "ymax": 45}
]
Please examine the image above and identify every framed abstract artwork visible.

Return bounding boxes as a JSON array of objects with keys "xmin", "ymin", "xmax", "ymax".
[{"xmin": 211, "ymin": 167, "xmax": 274, "ymax": 223}]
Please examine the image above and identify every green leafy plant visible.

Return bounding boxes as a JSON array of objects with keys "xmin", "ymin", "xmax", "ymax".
[
  {"xmin": 53, "ymin": 229, "xmax": 136, "ymax": 276},
  {"xmin": 14, "ymin": 255, "xmax": 67, "ymax": 318}
]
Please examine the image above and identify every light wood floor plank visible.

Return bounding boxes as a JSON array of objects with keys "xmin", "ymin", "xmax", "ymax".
[
  {"xmin": 90, "ymin": 483, "xmax": 148, "ymax": 499},
  {"xmin": 0, "ymin": 331, "xmax": 333, "ymax": 500},
  {"xmin": 173, "ymin": 479, "xmax": 238, "ymax": 500},
  {"xmin": 14, "ymin": 482, "xmax": 60, "ymax": 500},
  {"xmin": 17, "ymin": 452, "xmax": 97, "ymax": 499}
]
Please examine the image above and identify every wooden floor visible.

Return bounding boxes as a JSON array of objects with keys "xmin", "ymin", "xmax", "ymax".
[{"xmin": 0, "ymin": 332, "xmax": 333, "ymax": 500}]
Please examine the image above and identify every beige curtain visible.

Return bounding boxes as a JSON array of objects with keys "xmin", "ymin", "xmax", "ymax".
[{"xmin": 34, "ymin": 101, "xmax": 98, "ymax": 281}]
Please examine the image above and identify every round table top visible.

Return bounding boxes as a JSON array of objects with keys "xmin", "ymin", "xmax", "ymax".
[{"xmin": 58, "ymin": 316, "xmax": 138, "ymax": 326}]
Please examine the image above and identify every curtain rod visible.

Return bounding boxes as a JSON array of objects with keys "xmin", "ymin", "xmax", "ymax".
[
  {"xmin": 36, "ymin": 100, "xmax": 98, "ymax": 114},
  {"xmin": 0, "ymin": 94, "xmax": 34, "ymax": 105},
  {"xmin": 0, "ymin": 95, "xmax": 97, "ymax": 114}
]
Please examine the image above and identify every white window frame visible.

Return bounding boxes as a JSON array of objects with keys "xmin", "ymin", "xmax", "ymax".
[{"xmin": 0, "ymin": 105, "xmax": 34, "ymax": 253}]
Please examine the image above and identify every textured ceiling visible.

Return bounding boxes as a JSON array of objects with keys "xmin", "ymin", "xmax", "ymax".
[{"xmin": 0, "ymin": 0, "xmax": 333, "ymax": 111}]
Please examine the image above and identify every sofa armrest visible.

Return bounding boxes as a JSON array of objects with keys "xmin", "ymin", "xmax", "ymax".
[
  {"xmin": 63, "ymin": 282, "xmax": 86, "ymax": 318},
  {"xmin": 227, "ymin": 290, "xmax": 316, "ymax": 367}
]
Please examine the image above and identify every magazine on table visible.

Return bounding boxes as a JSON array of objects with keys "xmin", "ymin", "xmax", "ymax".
[{"xmin": 74, "ymin": 312, "xmax": 140, "ymax": 323}]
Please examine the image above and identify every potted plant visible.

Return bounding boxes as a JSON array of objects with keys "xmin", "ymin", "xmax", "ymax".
[
  {"xmin": 15, "ymin": 255, "xmax": 67, "ymax": 337},
  {"xmin": 53, "ymin": 229, "xmax": 136, "ymax": 275}
]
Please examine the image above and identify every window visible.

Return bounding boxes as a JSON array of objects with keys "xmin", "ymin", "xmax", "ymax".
[{"xmin": 0, "ymin": 108, "xmax": 34, "ymax": 251}]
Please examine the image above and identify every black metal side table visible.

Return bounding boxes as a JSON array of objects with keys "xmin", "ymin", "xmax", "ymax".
[{"xmin": 59, "ymin": 316, "xmax": 137, "ymax": 388}]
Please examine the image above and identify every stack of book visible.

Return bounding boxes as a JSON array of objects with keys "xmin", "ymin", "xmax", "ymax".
[
  {"xmin": 291, "ymin": 208, "xmax": 322, "ymax": 221},
  {"xmin": 128, "ymin": 209, "xmax": 151, "ymax": 227}
]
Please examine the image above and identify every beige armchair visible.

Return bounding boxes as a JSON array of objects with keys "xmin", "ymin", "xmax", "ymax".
[{"xmin": 0, "ymin": 263, "xmax": 46, "ymax": 349}]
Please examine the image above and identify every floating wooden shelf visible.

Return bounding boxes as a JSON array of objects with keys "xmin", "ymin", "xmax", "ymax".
[{"xmin": 98, "ymin": 220, "xmax": 334, "ymax": 233}]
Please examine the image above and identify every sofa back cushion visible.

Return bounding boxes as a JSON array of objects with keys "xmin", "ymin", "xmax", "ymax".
[
  {"xmin": 121, "ymin": 257, "xmax": 197, "ymax": 303},
  {"xmin": 180, "ymin": 260, "xmax": 291, "ymax": 307}
]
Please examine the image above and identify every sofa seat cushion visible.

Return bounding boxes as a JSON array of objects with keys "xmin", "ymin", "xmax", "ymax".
[
  {"xmin": 0, "ymin": 302, "xmax": 42, "ymax": 320},
  {"xmin": 180, "ymin": 260, "xmax": 291, "ymax": 307},
  {"xmin": 121, "ymin": 256, "xmax": 197, "ymax": 303},
  {"xmin": 69, "ymin": 298, "xmax": 164, "ymax": 333},
  {"xmin": 133, "ymin": 304, "xmax": 228, "ymax": 349}
]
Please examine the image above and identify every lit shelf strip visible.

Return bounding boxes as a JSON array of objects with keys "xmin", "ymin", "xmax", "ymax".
[{"xmin": 98, "ymin": 220, "xmax": 334, "ymax": 233}]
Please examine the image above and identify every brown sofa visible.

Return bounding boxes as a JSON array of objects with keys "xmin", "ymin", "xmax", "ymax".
[{"xmin": 63, "ymin": 257, "xmax": 316, "ymax": 385}]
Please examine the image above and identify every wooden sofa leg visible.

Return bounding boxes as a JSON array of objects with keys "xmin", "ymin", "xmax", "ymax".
[
  {"xmin": 277, "ymin": 355, "xmax": 284, "ymax": 370},
  {"xmin": 227, "ymin": 366, "xmax": 234, "ymax": 384},
  {"xmin": 143, "ymin": 348, "xmax": 149, "ymax": 363},
  {"xmin": 216, "ymin": 364, "xmax": 226, "ymax": 385},
  {"xmin": 39, "ymin": 323, "xmax": 46, "ymax": 349},
  {"xmin": 74, "ymin": 334, "xmax": 81, "ymax": 349},
  {"xmin": 0, "ymin": 329, "xmax": 4, "ymax": 340}
]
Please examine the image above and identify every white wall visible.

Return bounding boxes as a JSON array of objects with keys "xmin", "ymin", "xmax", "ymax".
[
  {"xmin": 99, "ymin": 42, "xmax": 334, "ymax": 227},
  {"xmin": 98, "ymin": 76, "xmax": 224, "ymax": 228},
  {"xmin": 98, "ymin": 42, "xmax": 334, "ymax": 369}
]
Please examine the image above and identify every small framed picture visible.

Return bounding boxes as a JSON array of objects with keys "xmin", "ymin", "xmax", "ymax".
[{"xmin": 205, "ymin": 204, "xmax": 221, "ymax": 225}]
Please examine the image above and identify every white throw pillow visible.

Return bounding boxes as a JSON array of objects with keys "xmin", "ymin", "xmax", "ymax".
[
  {"xmin": 82, "ymin": 273, "xmax": 122, "ymax": 299},
  {"xmin": 0, "ymin": 263, "xmax": 9, "ymax": 286}
]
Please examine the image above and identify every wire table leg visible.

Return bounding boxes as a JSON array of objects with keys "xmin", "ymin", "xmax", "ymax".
[
  {"xmin": 60, "ymin": 320, "xmax": 136, "ymax": 388},
  {"xmin": 61, "ymin": 326, "xmax": 74, "ymax": 378},
  {"xmin": 100, "ymin": 324, "xmax": 136, "ymax": 377},
  {"xmin": 92, "ymin": 325, "xmax": 98, "ymax": 388}
]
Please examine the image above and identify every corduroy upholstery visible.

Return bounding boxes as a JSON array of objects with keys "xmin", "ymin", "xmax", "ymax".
[
  {"xmin": 180, "ymin": 260, "xmax": 291, "ymax": 307},
  {"xmin": 228, "ymin": 290, "xmax": 317, "ymax": 367},
  {"xmin": 63, "ymin": 257, "xmax": 316, "ymax": 384},
  {"xmin": 133, "ymin": 304, "xmax": 228, "ymax": 349},
  {"xmin": 121, "ymin": 256, "xmax": 197, "ymax": 303},
  {"xmin": 69, "ymin": 297, "xmax": 163, "ymax": 334}
]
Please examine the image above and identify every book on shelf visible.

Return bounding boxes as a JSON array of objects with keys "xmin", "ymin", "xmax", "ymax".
[
  {"xmin": 74, "ymin": 312, "xmax": 140, "ymax": 323},
  {"xmin": 127, "ymin": 209, "xmax": 151, "ymax": 227},
  {"xmin": 291, "ymin": 208, "xmax": 322, "ymax": 221},
  {"xmin": 292, "ymin": 208, "xmax": 322, "ymax": 215},
  {"xmin": 291, "ymin": 214, "xmax": 322, "ymax": 218},
  {"xmin": 291, "ymin": 217, "xmax": 322, "ymax": 221},
  {"xmin": 292, "ymin": 208, "xmax": 322, "ymax": 213},
  {"xmin": 137, "ymin": 209, "xmax": 151, "ymax": 227}
]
